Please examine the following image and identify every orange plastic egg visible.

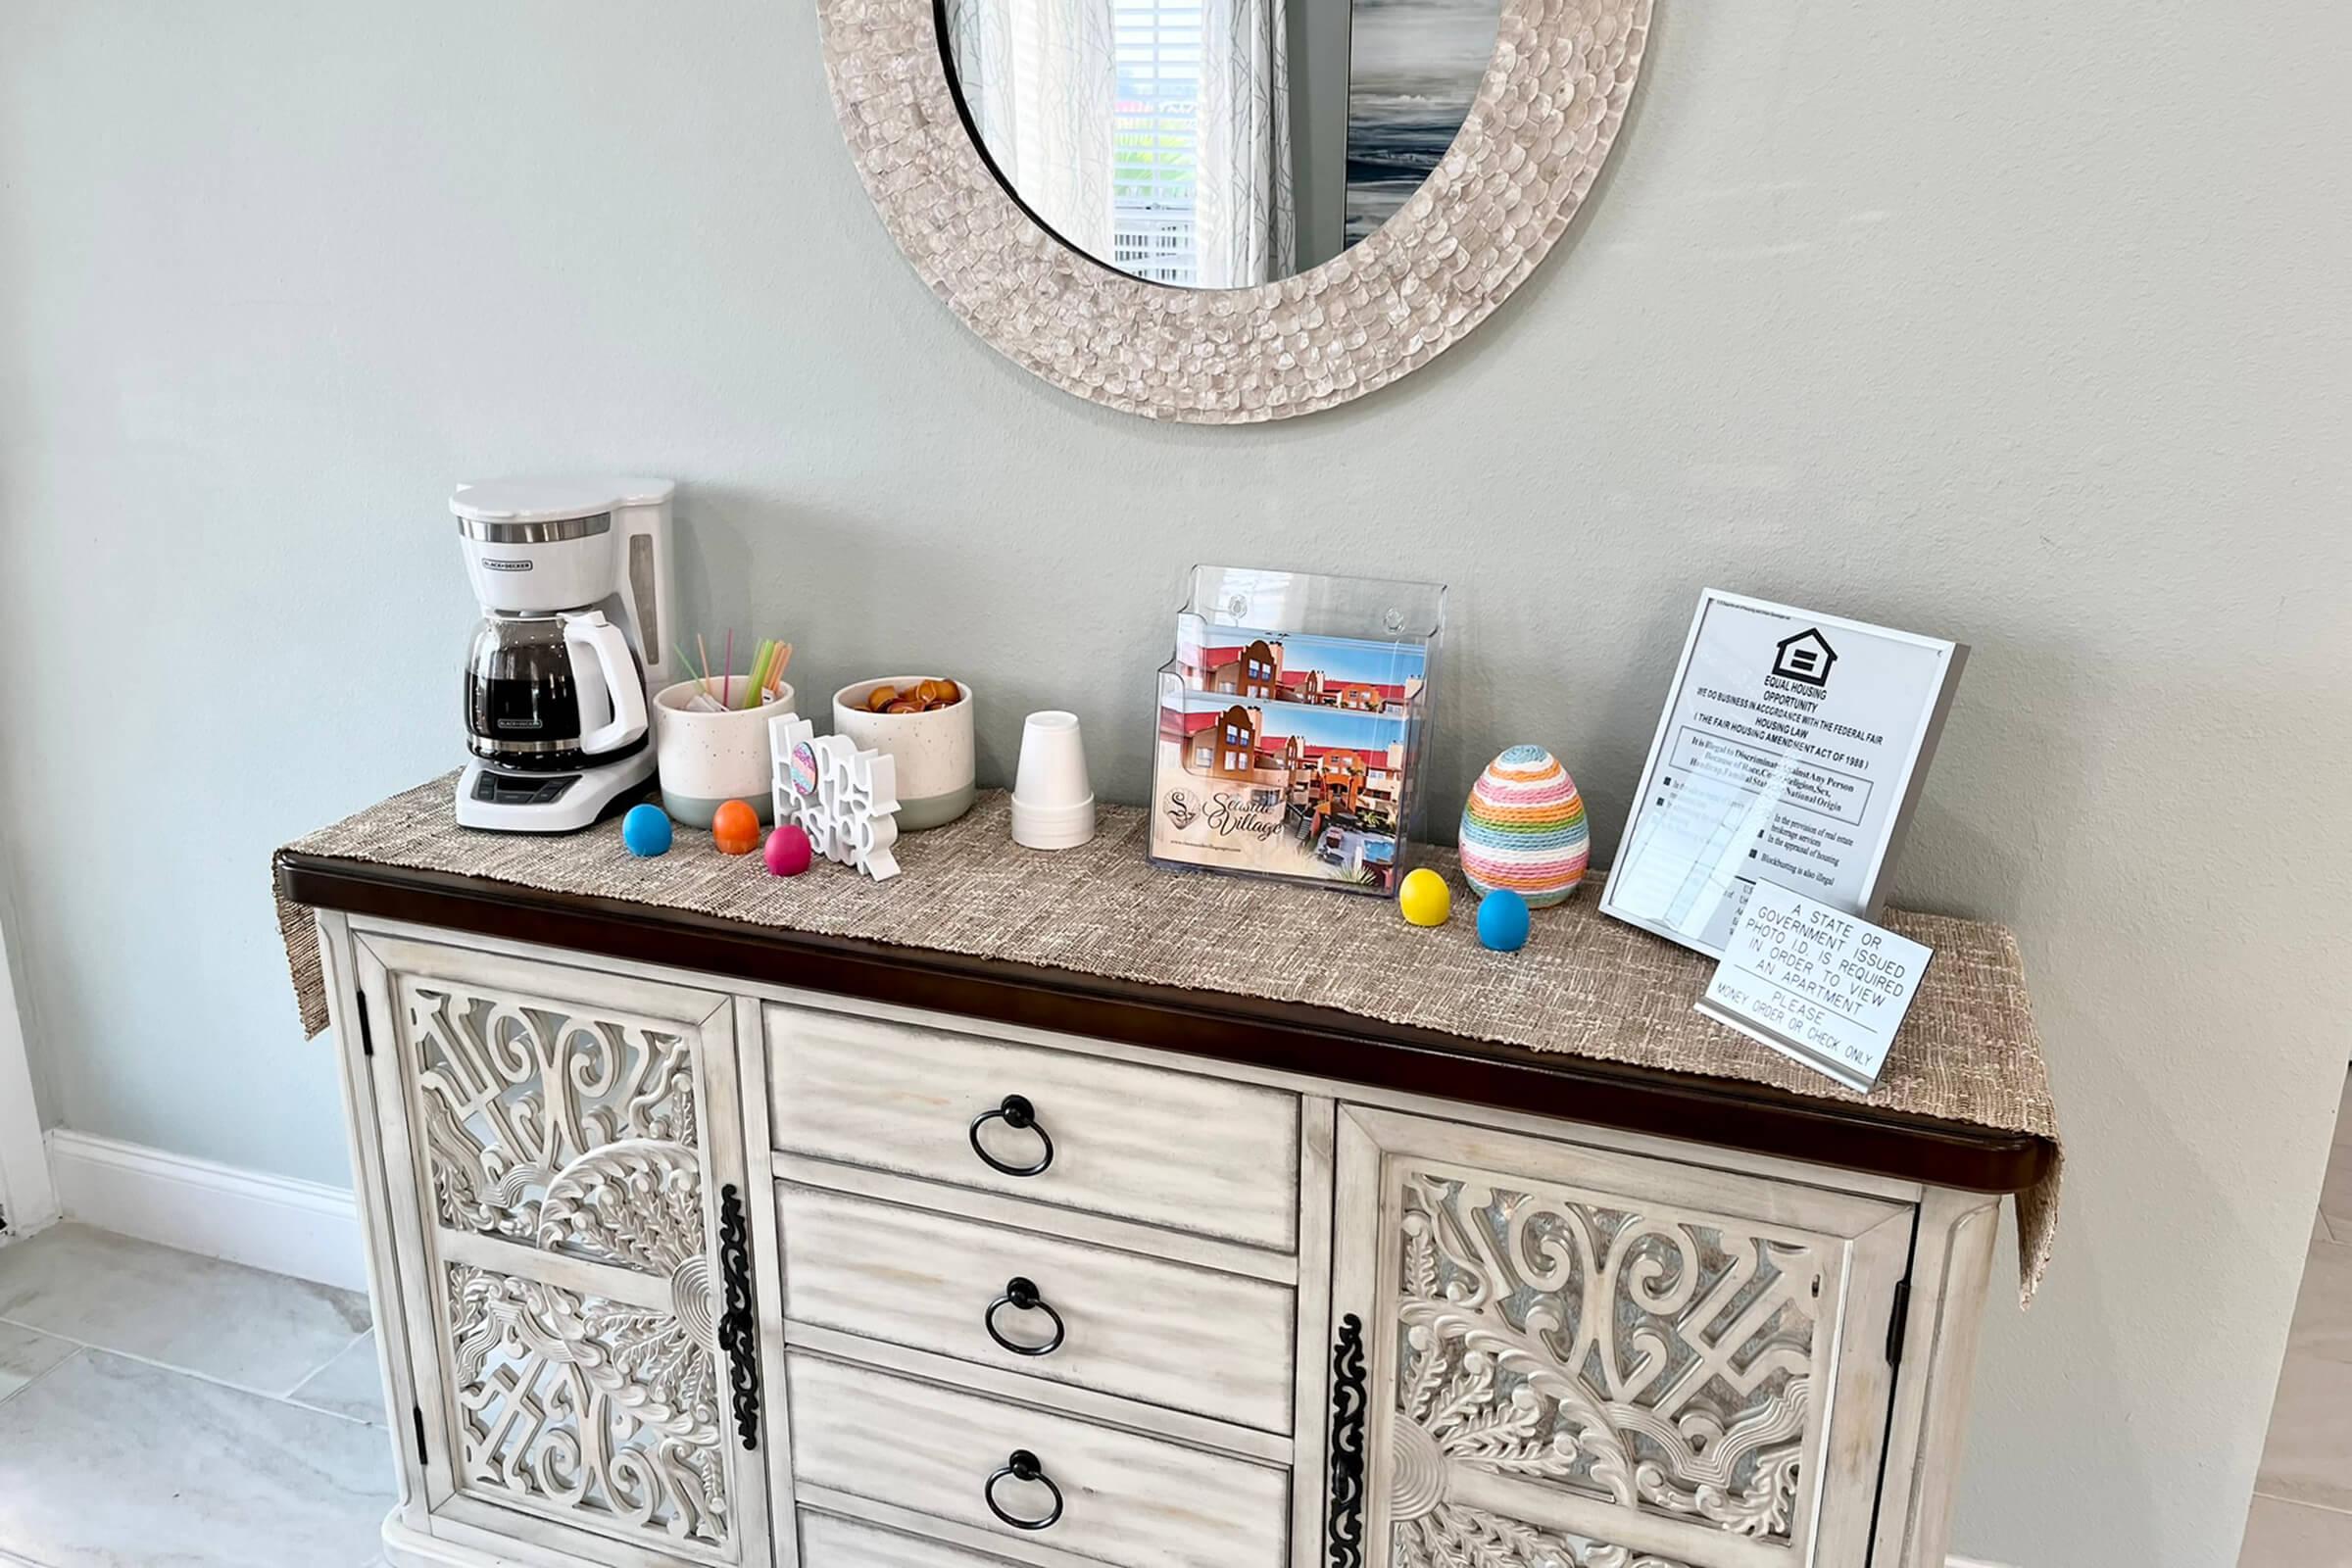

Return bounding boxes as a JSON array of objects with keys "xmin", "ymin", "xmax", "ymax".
[{"xmin": 711, "ymin": 800, "xmax": 761, "ymax": 856}]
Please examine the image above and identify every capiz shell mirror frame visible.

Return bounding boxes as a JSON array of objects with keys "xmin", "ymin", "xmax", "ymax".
[{"xmin": 819, "ymin": 0, "xmax": 1653, "ymax": 423}]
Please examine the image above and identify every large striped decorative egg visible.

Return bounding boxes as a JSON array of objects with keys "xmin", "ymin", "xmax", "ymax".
[{"xmin": 1458, "ymin": 746, "xmax": 1589, "ymax": 907}]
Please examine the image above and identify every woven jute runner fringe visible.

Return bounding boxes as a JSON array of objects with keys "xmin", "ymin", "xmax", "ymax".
[{"xmin": 277, "ymin": 776, "xmax": 2061, "ymax": 1303}]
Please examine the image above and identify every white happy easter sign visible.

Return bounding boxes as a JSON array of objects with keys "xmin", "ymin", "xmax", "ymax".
[{"xmin": 770, "ymin": 714, "xmax": 902, "ymax": 881}]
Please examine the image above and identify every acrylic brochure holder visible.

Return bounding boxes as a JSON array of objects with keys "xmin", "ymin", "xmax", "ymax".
[{"xmin": 1148, "ymin": 565, "xmax": 1445, "ymax": 898}]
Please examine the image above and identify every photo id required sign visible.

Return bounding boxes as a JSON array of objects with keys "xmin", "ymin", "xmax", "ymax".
[{"xmin": 1697, "ymin": 881, "xmax": 1934, "ymax": 1092}]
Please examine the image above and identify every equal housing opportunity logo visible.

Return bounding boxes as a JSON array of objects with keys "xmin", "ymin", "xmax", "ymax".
[{"xmin": 1772, "ymin": 628, "xmax": 1838, "ymax": 688}]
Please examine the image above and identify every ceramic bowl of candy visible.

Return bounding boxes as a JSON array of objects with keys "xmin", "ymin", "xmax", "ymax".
[{"xmin": 833, "ymin": 676, "xmax": 974, "ymax": 830}]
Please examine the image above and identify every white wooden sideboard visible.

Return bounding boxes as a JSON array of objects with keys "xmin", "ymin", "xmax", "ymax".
[{"xmin": 283, "ymin": 854, "xmax": 2045, "ymax": 1568}]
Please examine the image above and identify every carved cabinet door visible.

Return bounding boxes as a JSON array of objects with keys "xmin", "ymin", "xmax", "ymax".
[
  {"xmin": 357, "ymin": 934, "xmax": 773, "ymax": 1568},
  {"xmin": 1325, "ymin": 1108, "xmax": 1914, "ymax": 1568}
]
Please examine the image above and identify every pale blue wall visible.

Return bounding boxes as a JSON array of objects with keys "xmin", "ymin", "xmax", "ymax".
[{"xmin": 1, "ymin": 5, "xmax": 2347, "ymax": 1564}]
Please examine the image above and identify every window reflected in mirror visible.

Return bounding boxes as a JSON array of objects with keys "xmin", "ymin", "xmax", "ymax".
[{"xmin": 938, "ymin": 0, "xmax": 1500, "ymax": 290}]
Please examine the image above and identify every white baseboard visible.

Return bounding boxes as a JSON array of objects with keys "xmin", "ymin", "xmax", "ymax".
[{"xmin": 45, "ymin": 1129, "xmax": 365, "ymax": 1294}]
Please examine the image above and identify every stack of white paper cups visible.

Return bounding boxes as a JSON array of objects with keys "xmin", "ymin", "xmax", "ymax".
[{"xmin": 1010, "ymin": 710, "xmax": 1096, "ymax": 850}]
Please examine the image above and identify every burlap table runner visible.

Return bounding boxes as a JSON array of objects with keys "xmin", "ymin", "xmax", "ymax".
[{"xmin": 276, "ymin": 775, "xmax": 2060, "ymax": 1303}]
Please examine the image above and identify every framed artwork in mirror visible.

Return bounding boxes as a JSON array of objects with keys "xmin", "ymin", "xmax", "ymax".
[{"xmin": 820, "ymin": 0, "xmax": 1652, "ymax": 421}]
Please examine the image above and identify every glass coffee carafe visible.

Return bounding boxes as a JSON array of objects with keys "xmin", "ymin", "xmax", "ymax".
[{"xmin": 464, "ymin": 611, "xmax": 648, "ymax": 773}]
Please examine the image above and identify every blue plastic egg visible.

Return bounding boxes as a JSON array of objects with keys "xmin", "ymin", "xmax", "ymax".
[
  {"xmin": 1477, "ymin": 889, "xmax": 1532, "ymax": 953},
  {"xmin": 621, "ymin": 803, "xmax": 673, "ymax": 858}
]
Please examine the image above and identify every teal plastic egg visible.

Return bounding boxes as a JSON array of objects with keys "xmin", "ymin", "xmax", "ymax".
[
  {"xmin": 621, "ymin": 804, "xmax": 673, "ymax": 857},
  {"xmin": 1477, "ymin": 889, "xmax": 1531, "ymax": 953}
]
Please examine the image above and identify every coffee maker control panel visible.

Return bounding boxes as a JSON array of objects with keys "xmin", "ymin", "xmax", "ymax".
[{"xmin": 468, "ymin": 769, "xmax": 582, "ymax": 808}]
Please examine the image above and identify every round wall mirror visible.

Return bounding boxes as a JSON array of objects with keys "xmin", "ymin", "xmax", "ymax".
[
  {"xmin": 825, "ymin": 0, "xmax": 1652, "ymax": 421},
  {"xmin": 937, "ymin": 0, "xmax": 1504, "ymax": 290}
]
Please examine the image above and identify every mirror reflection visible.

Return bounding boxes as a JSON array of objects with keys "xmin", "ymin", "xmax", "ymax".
[{"xmin": 939, "ymin": 0, "xmax": 1501, "ymax": 290}]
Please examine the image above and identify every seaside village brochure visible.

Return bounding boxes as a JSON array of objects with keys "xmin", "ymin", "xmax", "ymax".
[{"xmin": 1151, "ymin": 617, "xmax": 1427, "ymax": 893}]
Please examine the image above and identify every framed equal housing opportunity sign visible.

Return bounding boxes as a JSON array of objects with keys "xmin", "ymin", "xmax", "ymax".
[{"xmin": 1601, "ymin": 589, "xmax": 1969, "ymax": 960}]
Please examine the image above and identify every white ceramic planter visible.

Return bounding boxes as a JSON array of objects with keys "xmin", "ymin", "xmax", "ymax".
[
  {"xmin": 655, "ymin": 680, "xmax": 795, "ymax": 828},
  {"xmin": 834, "ymin": 676, "xmax": 976, "ymax": 830}
]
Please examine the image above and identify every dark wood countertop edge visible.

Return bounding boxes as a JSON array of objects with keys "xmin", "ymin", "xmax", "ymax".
[{"xmin": 276, "ymin": 851, "xmax": 2057, "ymax": 1196}]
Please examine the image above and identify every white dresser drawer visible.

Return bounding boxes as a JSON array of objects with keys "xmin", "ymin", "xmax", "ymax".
[
  {"xmin": 786, "ymin": 1352, "xmax": 1291, "ymax": 1568},
  {"xmin": 779, "ymin": 1181, "xmax": 1296, "ymax": 1433},
  {"xmin": 766, "ymin": 1004, "xmax": 1300, "ymax": 1251},
  {"xmin": 799, "ymin": 1511, "xmax": 1021, "ymax": 1568}
]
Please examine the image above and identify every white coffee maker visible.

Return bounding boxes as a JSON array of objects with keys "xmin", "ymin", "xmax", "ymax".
[{"xmin": 451, "ymin": 476, "xmax": 677, "ymax": 832}]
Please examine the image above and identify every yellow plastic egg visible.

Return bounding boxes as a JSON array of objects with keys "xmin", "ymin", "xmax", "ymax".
[{"xmin": 1399, "ymin": 867, "xmax": 1452, "ymax": 928}]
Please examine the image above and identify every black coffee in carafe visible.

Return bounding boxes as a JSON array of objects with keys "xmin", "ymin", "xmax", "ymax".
[{"xmin": 465, "ymin": 612, "xmax": 645, "ymax": 772}]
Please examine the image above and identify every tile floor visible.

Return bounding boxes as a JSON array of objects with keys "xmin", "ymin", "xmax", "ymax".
[
  {"xmin": 3, "ymin": 1113, "xmax": 2350, "ymax": 1568},
  {"xmin": 0, "ymin": 1224, "xmax": 396, "ymax": 1568},
  {"xmin": 2240, "ymin": 1073, "xmax": 2352, "ymax": 1565}
]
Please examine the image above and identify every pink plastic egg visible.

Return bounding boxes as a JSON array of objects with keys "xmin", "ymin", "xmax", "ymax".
[{"xmin": 763, "ymin": 822, "xmax": 813, "ymax": 877}]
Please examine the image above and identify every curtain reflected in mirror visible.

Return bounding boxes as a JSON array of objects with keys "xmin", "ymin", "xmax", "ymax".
[{"xmin": 939, "ymin": 0, "xmax": 1498, "ymax": 290}]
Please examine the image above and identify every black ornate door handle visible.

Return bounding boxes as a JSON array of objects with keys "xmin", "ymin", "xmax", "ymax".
[
  {"xmin": 984, "ymin": 1277, "xmax": 1067, "ymax": 1356},
  {"xmin": 716, "ymin": 1184, "xmax": 761, "ymax": 1451},
  {"xmin": 1327, "ymin": 1313, "xmax": 1368, "ymax": 1568},
  {"xmin": 984, "ymin": 1448, "xmax": 1065, "ymax": 1531},
  {"xmin": 968, "ymin": 1094, "xmax": 1054, "ymax": 1177}
]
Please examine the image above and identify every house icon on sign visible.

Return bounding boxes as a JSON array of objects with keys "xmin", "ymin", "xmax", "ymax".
[{"xmin": 1773, "ymin": 628, "xmax": 1838, "ymax": 687}]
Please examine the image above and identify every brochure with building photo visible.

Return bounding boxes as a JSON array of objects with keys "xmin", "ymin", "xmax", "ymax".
[
  {"xmin": 1601, "ymin": 589, "xmax": 1968, "ymax": 959},
  {"xmin": 1151, "ymin": 676, "xmax": 1415, "ymax": 893},
  {"xmin": 1172, "ymin": 613, "xmax": 1428, "ymax": 713}
]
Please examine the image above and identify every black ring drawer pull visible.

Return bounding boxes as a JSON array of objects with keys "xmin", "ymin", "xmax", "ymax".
[
  {"xmin": 968, "ymin": 1095, "xmax": 1054, "ymax": 1178},
  {"xmin": 984, "ymin": 1448, "xmax": 1064, "ymax": 1531},
  {"xmin": 984, "ymin": 1277, "xmax": 1067, "ymax": 1357}
]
